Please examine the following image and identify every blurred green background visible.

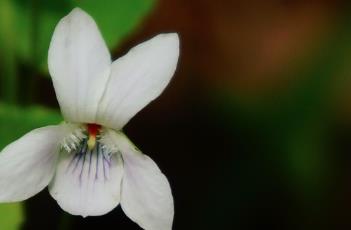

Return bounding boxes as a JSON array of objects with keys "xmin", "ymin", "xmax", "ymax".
[{"xmin": 1, "ymin": 0, "xmax": 351, "ymax": 229}]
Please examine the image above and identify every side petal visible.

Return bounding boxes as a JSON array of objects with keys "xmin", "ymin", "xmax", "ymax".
[
  {"xmin": 96, "ymin": 33, "xmax": 180, "ymax": 129},
  {"xmin": 0, "ymin": 126, "xmax": 63, "ymax": 202},
  {"xmin": 113, "ymin": 132, "xmax": 174, "ymax": 230},
  {"xmin": 49, "ymin": 141, "xmax": 123, "ymax": 217},
  {"xmin": 48, "ymin": 8, "xmax": 111, "ymax": 123}
]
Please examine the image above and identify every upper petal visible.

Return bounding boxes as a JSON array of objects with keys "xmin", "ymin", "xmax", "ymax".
[
  {"xmin": 0, "ymin": 125, "xmax": 64, "ymax": 202},
  {"xmin": 112, "ymin": 132, "xmax": 174, "ymax": 230},
  {"xmin": 96, "ymin": 33, "xmax": 180, "ymax": 129},
  {"xmin": 49, "ymin": 140, "xmax": 123, "ymax": 217},
  {"xmin": 48, "ymin": 8, "xmax": 111, "ymax": 123}
]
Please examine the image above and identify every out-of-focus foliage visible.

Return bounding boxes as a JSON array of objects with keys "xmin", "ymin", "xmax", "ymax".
[
  {"xmin": 205, "ymin": 18, "xmax": 351, "ymax": 228},
  {"xmin": 0, "ymin": 103, "xmax": 62, "ymax": 230},
  {"xmin": 11, "ymin": 0, "xmax": 155, "ymax": 71},
  {"xmin": 0, "ymin": 103, "xmax": 62, "ymax": 148},
  {"xmin": 0, "ymin": 0, "xmax": 17, "ymax": 103},
  {"xmin": 0, "ymin": 203, "xmax": 23, "ymax": 230}
]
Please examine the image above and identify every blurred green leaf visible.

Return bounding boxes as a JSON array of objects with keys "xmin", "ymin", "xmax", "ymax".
[
  {"xmin": 0, "ymin": 103, "xmax": 62, "ymax": 148},
  {"xmin": 0, "ymin": 0, "xmax": 18, "ymax": 103},
  {"xmin": 0, "ymin": 203, "xmax": 23, "ymax": 230},
  {"xmin": 13, "ymin": 0, "xmax": 155, "ymax": 71},
  {"xmin": 0, "ymin": 103, "xmax": 62, "ymax": 229}
]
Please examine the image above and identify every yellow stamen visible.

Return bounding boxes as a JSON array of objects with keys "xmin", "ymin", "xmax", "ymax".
[{"xmin": 87, "ymin": 135, "xmax": 96, "ymax": 150}]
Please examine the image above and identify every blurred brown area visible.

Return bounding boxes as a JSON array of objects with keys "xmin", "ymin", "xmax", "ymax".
[{"xmin": 115, "ymin": 0, "xmax": 339, "ymax": 101}]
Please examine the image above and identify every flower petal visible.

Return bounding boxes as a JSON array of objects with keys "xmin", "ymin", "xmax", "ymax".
[
  {"xmin": 0, "ymin": 126, "xmax": 63, "ymax": 202},
  {"xmin": 48, "ymin": 8, "xmax": 111, "ymax": 123},
  {"xmin": 96, "ymin": 33, "xmax": 179, "ymax": 129},
  {"xmin": 49, "ymin": 141, "xmax": 123, "ymax": 217},
  {"xmin": 113, "ymin": 132, "xmax": 174, "ymax": 230}
]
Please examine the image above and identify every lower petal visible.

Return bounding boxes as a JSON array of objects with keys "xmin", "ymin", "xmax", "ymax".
[
  {"xmin": 49, "ymin": 141, "xmax": 123, "ymax": 217},
  {"xmin": 113, "ymin": 132, "xmax": 174, "ymax": 230},
  {"xmin": 0, "ymin": 125, "xmax": 63, "ymax": 202}
]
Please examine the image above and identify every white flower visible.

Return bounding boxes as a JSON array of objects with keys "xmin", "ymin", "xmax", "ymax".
[{"xmin": 0, "ymin": 8, "xmax": 179, "ymax": 230}]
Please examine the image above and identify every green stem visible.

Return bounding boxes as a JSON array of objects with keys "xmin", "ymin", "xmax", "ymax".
[{"xmin": 0, "ymin": 0, "xmax": 17, "ymax": 104}]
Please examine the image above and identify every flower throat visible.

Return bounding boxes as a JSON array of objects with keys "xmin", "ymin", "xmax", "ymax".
[{"xmin": 87, "ymin": 124, "xmax": 101, "ymax": 150}]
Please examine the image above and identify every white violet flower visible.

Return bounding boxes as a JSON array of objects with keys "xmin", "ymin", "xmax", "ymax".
[{"xmin": 0, "ymin": 8, "xmax": 179, "ymax": 230}]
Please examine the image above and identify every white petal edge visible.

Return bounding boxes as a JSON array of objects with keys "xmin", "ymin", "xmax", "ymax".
[
  {"xmin": 0, "ymin": 125, "xmax": 64, "ymax": 202},
  {"xmin": 49, "ymin": 141, "xmax": 123, "ymax": 217},
  {"xmin": 111, "ymin": 131, "xmax": 174, "ymax": 230},
  {"xmin": 96, "ymin": 33, "xmax": 180, "ymax": 129},
  {"xmin": 48, "ymin": 8, "xmax": 111, "ymax": 123}
]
